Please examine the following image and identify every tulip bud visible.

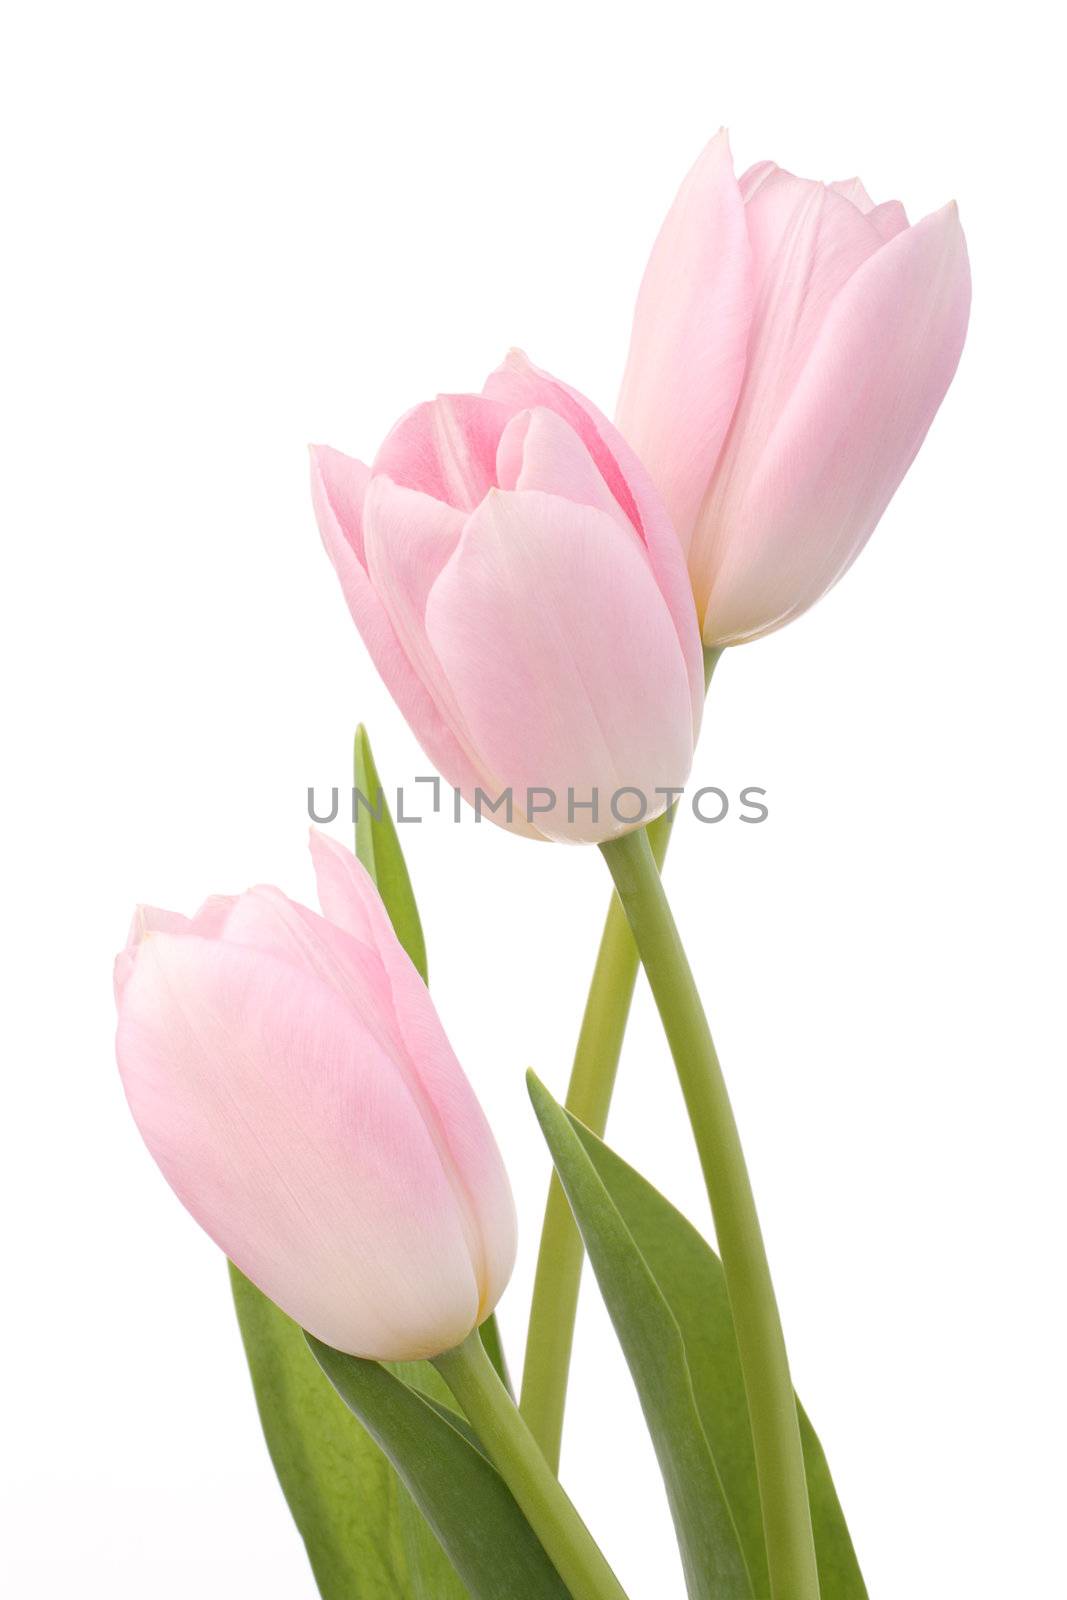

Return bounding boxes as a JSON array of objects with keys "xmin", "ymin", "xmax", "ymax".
[
  {"xmin": 310, "ymin": 352, "xmax": 704, "ymax": 844},
  {"xmin": 114, "ymin": 833, "xmax": 516, "ymax": 1361},
  {"xmin": 617, "ymin": 130, "xmax": 971, "ymax": 647}
]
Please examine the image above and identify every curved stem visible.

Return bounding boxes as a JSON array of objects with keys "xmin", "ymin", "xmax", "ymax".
[
  {"xmin": 599, "ymin": 826, "xmax": 819, "ymax": 1600},
  {"xmin": 520, "ymin": 649, "xmax": 722, "ymax": 1469},
  {"xmin": 433, "ymin": 1330, "xmax": 630, "ymax": 1600}
]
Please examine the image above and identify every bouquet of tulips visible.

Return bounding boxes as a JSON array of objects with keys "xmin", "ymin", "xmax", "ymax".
[{"xmin": 114, "ymin": 132, "xmax": 969, "ymax": 1600}]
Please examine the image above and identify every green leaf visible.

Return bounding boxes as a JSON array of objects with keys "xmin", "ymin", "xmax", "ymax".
[
  {"xmin": 308, "ymin": 1341, "xmax": 574, "ymax": 1600},
  {"xmin": 533, "ymin": 1079, "xmax": 867, "ymax": 1600},
  {"xmin": 570, "ymin": 1121, "xmax": 866, "ymax": 1599},
  {"xmin": 354, "ymin": 723, "xmax": 428, "ymax": 983},
  {"xmin": 527, "ymin": 1072, "xmax": 753, "ymax": 1600},
  {"xmin": 231, "ymin": 1264, "xmax": 463, "ymax": 1597}
]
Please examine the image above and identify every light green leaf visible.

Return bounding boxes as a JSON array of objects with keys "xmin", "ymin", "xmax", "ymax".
[
  {"xmin": 553, "ymin": 1095, "xmax": 867, "ymax": 1599},
  {"xmin": 308, "ymin": 1341, "xmax": 574, "ymax": 1600},
  {"xmin": 354, "ymin": 722, "xmax": 427, "ymax": 983},
  {"xmin": 528, "ymin": 1072, "xmax": 753, "ymax": 1600}
]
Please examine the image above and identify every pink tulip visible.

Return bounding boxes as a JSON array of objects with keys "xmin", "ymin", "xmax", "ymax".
[
  {"xmin": 617, "ymin": 131, "xmax": 971, "ymax": 646},
  {"xmin": 310, "ymin": 352, "xmax": 703, "ymax": 843},
  {"xmin": 114, "ymin": 832, "xmax": 516, "ymax": 1360}
]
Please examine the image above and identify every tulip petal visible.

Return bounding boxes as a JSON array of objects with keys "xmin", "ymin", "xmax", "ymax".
[
  {"xmin": 742, "ymin": 172, "xmax": 887, "ymax": 400},
  {"xmin": 738, "ymin": 160, "xmax": 777, "ymax": 202},
  {"xmin": 220, "ymin": 885, "xmax": 400, "ymax": 1055},
  {"xmin": 115, "ymin": 899, "xmax": 235, "ymax": 1001},
  {"xmin": 616, "ymin": 130, "xmax": 753, "ymax": 559},
  {"xmin": 484, "ymin": 351, "xmax": 704, "ymax": 732},
  {"xmin": 496, "ymin": 407, "xmax": 635, "ymax": 536},
  {"xmin": 690, "ymin": 174, "xmax": 889, "ymax": 625},
  {"xmin": 424, "ymin": 489, "xmax": 695, "ymax": 842},
  {"xmin": 867, "ymin": 199, "xmax": 909, "ymax": 241},
  {"xmin": 360, "ymin": 474, "xmax": 513, "ymax": 792},
  {"xmin": 311, "ymin": 446, "xmax": 492, "ymax": 806},
  {"xmin": 362, "ymin": 476, "xmax": 466, "ymax": 631},
  {"xmin": 829, "ymin": 181, "xmax": 909, "ymax": 241},
  {"xmin": 705, "ymin": 203, "xmax": 971, "ymax": 644},
  {"xmin": 830, "ymin": 176, "xmax": 877, "ymax": 212},
  {"xmin": 117, "ymin": 933, "xmax": 482, "ymax": 1359},
  {"xmin": 373, "ymin": 395, "xmax": 512, "ymax": 511},
  {"xmin": 217, "ymin": 866, "xmax": 517, "ymax": 1319},
  {"xmin": 309, "ymin": 831, "xmax": 517, "ymax": 1315}
]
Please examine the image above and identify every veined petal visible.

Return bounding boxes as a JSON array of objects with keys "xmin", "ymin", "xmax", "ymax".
[
  {"xmin": 311, "ymin": 447, "xmax": 493, "ymax": 806},
  {"xmin": 616, "ymin": 129, "xmax": 752, "ymax": 557},
  {"xmin": 742, "ymin": 172, "xmax": 888, "ymax": 400},
  {"xmin": 309, "ymin": 831, "xmax": 517, "ymax": 1315},
  {"xmin": 424, "ymin": 489, "xmax": 695, "ymax": 843},
  {"xmin": 739, "ymin": 159, "xmax": 777, "ymax": 201},
  {"xmin": 485, "ymin": 351, "xmax": 704, "ymax": 731},
  {"xmin": 690, "ymin": 174, "xmax": 889, "ymax": 623},
  {"xmin": 496, "ymin": 406, "xmax": 634, "ymax": 536},
  {"xmin": 115, "ymin": 898, "xmax": 235, "ymax": 1001},
  {"xmin": 704, "ymin": 203, "xmax": 971, "ymax": 644},
  {"xmin": 360, "ymin": 474, "xmax": 503, "ymax": 790},
  {"xmin": 829, "ymin": 180, "xmax": 909, "ymax": 241},
  {"xmin": 373, "ymin": 395, "xmax": 512, "ymax": 511},
  {"xmin": 116, "ymin": 933, "xmax": 483, "ymax": 1359},
  {"xmin": 362, "ymin": 475, "xmax": 466, "ymax": 632},
  {"xmin": 220, "ymin": 885, "xmax": 398, "ymax": 1052},
  {"xmin": 868, "ymin": 199, "xmax": 909, "ymax": 241},
  {"xmin": 830, "ymin": 175, "xmax": 877, "ymax": 212}
]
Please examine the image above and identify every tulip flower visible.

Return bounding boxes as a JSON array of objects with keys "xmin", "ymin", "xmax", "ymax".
[
  {"xmin": 310, "ymin": 352, "xmax": 704, "ymax": 844},
  {"xmin": 616, "ymin": 131, "xmax": 971, "ymax": 647},
  {"xmin": 114, "ymin": 832, "xmax": 516, "ymax": 1361}
]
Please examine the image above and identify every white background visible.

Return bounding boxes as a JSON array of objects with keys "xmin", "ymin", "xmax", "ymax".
[{"xmin": 3, "ymin": 1, "xmax": 1064, "ymax": 1595}]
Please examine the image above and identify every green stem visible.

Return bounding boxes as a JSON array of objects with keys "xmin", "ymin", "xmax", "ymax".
[
  {"xmin": 599, "ymin": 825, "xmax": 819, "ymax": 1600},
  {"xmin": 520, "ymin": 648, "xmax": 722, "ymax": 1469},
  {"xmin": 519, "ymin": 804, "xmax": 672, "ymax": 1467},
  {"xmin": 433, "ymin": 1330, "xmax": 630, "ymax": 1600}
]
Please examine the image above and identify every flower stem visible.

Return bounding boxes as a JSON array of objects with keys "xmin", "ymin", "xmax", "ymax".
[
  {"xmin": 519, "ymin": 805, "xmax": 673, "ymax": 1467},
  {"xmin": 598, "ymin": 825, "xmax": 819, "ymax": 1600},
  {"xmin": 519, "ymin": 648, "xmax": 722, "ymax": 1470},
  {"xmin": 433, "ymin": 1329, "xmax": 630, "ymax": 1600}
]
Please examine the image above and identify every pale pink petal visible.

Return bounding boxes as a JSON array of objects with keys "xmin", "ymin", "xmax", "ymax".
[
  {"xmin": 373, "ymin": 395, "xmax": 512, "ymax": 511},
  {"xmin": 742, "ymin": 173, "xmax": 887, "ymax": 391},
  {"xmin": 311, "ymin": 447, "xmax": 491, "ymax": 806},
  {"xmin": 360, "ymin": 474, "xmax": 505, "ymax": 790},
  {"xmin": 689, "ymin": 174, "xmax": 889, "ymax": 624},
  {"xmin": 484, "ymin": 351, "xmax": 704, "ymax": 731},
  {"xmin": 116, "ymin": 933, "xmax": 483, "ymax": 1359},
  {"xmin": 309, "ymin": 831, "xmax": 516, "ymax": 1314},
  {"xmin": 310, "ymin": 443, "xmax": 372, "ymax": 567},
  {"xmin": 485, "ymin": 352, "xmax": 643, "ymax": 530},
  {"xmin": 496, "ymin": 407, "xmax": 634, "ymax": 535},
  {"xmin": 190, "ymin": 895, "xmax": 240, "ymax": 937},
  {"xmin": 703, "ymin": 204, "xmax": 971, "ymax": 644},
  {"xmin": 306, "ymin": 827, "xmax": 380, "ymax": 946},
  {"xmin": 362, "ymin": 475, "xmax": 466, "ymax": 635},
  {"xmin": 830, "ymin": 176, "xmax": 877, "ymax": 212},
  {"xmin": 220, "ymin": 886, "xmax": 398, "ymax": 1054},
  {"xmin": 616, "ymin": 129, "xmax": 752, "ymax": 556},
  {"xmin": 739, "ymin": 160, "xmax": 777, "ymax": 201},
  {"xmin": 827, "ymin": 180, "xmax": 907, "ymax": 240},
  {"xmin": 868, "ymin": 199, "xmax": 909, "ymax": 241},
  {"xmin": 424, "ymin": 489, "xmax": 695, "ymax": 843},
  {"xmin": 114, "ymin": 899, "xmax": 236, "ymax": 1001}
]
